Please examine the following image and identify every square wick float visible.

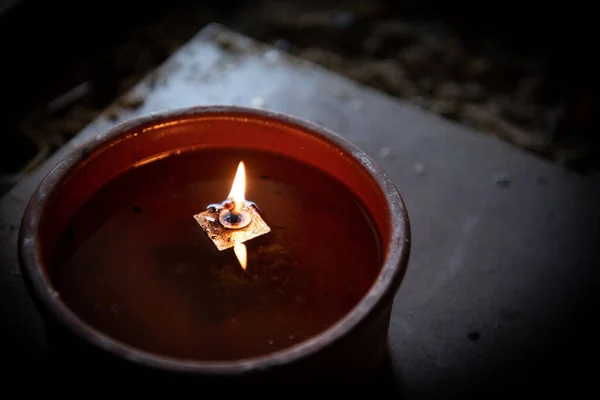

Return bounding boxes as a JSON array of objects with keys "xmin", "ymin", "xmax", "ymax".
[{"xmin": 193, "ymin": 207, "xmax": 271, "ymax": 251}]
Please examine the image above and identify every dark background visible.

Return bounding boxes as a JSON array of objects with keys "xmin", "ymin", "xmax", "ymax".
[{"xmin": 1, "ymin": 0, "xmax": 598, "ymax": 184}]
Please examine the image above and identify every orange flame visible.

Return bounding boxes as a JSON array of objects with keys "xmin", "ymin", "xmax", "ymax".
[
  {"xmin": 227, "ymin": 161, "xmax": 246, "ymax": 216},
  {"xmin": 229, "ymin": 161, "xmax": 247, "ymax": 270}
]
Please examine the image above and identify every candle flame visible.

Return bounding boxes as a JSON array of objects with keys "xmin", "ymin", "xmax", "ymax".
[
  {"xmin": 230, "ymin": 161, "xmax": 248, "ymax": 271},
  {"xmin": 227, "ymin": 161, "xmax": 246, "ymax": 215},
  {"xmin": 234, "ymin": 243, "xmax": 247, "ymax": 270}
]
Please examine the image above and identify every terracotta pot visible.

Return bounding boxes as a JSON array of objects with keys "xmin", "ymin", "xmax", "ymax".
[{"xmin": 18, "ymin": 106, "xmax": 410, "ymax": 393}]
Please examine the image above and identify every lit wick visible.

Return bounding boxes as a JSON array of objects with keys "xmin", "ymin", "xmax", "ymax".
[
  {"xmin": 219, "ymin": 161, "xmax": 251, "ymax": 230},
  {"xmin": 226, "ymin": 161, "xmax": 246, "ymax": 222},
  {"xmin": 193, "ymin": 160, "xmax": 271, "ymax": 271}
]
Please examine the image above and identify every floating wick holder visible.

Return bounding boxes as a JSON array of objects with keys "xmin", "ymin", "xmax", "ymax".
[
  {"xmin": 219, "ymin": 209, "xmax": 251, "ymax": 229},
  {"xmin": 193, "ymin": 206, "xmax": 271, "ymax": 251}
]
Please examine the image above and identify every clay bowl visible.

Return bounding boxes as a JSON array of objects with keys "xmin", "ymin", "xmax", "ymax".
[{"xmin": 18, "ymin": 106, "xmax": 410, "ymax": 393}]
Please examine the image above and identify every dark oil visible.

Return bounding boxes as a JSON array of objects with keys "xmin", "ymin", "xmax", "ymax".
[{"xmin": 53, "ymin": 148, "xmax": 382, "ymax": 361}]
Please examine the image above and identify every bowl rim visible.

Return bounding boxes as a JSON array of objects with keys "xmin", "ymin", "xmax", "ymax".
[{"xmin": 18, "ymin": 105, "xmax": 411, "ymax": 375}]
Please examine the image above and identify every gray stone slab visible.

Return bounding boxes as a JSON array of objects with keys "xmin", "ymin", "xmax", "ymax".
[{"xmin": 2, "ymin": 24, "xmax": 599, "ymax": 397}]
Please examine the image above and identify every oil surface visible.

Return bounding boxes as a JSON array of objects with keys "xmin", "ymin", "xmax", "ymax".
[{"xmin": 53, "ymin": 148, "xmax": 381, "ymax": 361}]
